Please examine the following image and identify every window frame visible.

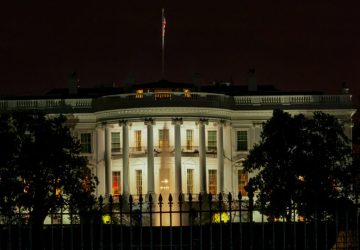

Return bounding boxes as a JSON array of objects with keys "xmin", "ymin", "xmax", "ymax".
[
  {"xmin": 236, "ymin": 130, "xmax": 248, "ymax": 151},
  {"xmin": 80, "ymin": 133, "xmax": 92, "ymax": 153},
  {"xmin": 207, "ymin": 130, "xmax": 217, "ymax": 150},
  {"xmin": 208, "ymin": 169, "xmax": 217, "ymax": 195},
  {"xmin": 111, "ymin": 132, "xmax": 121, "ymax": 153}
]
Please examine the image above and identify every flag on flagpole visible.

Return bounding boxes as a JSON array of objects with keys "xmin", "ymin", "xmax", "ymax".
[{"xmin": 162, "ymin": 9, "xmax": 166, "ymax": 38}]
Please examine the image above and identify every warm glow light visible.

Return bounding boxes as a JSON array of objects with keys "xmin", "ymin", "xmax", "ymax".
[
  {"xmin": 136, "ymin": 89, "xmax": 144, "ymax": 99},
  {"xmin": 212, "ymin": 212, "xmax": 230, "ymax": 223},
  {"xmin": 102, "ymin": 214, "xmax": 111, "ymax": 224},
  {"xmin": 183, "ymin": 89, "xmax": 191, "ymax": 98}
]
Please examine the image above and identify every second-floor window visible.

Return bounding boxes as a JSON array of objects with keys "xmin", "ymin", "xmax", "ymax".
[
  {"xmin": 135, "ymin": 130, "xmax": 142, "ymax": 151},
  {"xmin": 186, "ymin": 129, "xmax": 193, "ymax": 150},
  {"xmin": 111, "ymin": 132, "xmax": 121, "ymax": 152},
  {"xmin": 159, "ymin": 129, "xmax": 169, "ymax": 148},
  {"xmin": 80, "ymin": 133, "xmax": 92, "ymax": 153},
  {"xmin": 207, "ymin": 131, "xmax": 217, "ymax": 150},
  {"xmin": 237, "ymin": 130, "xmax": 248, "ymax": 151}
]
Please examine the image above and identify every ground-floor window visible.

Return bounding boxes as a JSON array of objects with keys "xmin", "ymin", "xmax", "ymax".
[
  {"xmin": 238, "ymin": 169, "xmax": 248, "ymax": 196},
  {"xmin": 112, "ymin": 171, "xmax": 121, "ymax": 196},
  {"xmin": 136, "ymin": 170, "xmax": 143, "ymax": 196},
  {"xmin": 187, "ymin": 169, "xmax": 194, "ymax": 194},
  {"xmin": 208, "ymin": 169, "xmax": 217, "ymax": 195}
]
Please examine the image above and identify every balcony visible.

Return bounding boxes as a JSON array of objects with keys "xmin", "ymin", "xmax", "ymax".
[{"xmin": 0, "ymin": 93, "xmax": 352, "ymax": 113}]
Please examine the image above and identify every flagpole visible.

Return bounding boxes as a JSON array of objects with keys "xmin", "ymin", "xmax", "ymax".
[{"xmin": 161, "ymin": 8, "xmax": 165, "ymax": 78}]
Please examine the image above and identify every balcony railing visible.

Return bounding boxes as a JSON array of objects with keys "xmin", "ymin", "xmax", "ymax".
[
  {"xmin": 0, "ymin": 93, "xmax": 351, "ymax": 113},
  {"xmin": 233, "ymin": 94, "xmax": 352, "ymax": 107}
]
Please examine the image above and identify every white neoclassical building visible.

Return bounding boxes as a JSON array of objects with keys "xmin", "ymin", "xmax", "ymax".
[{"xmin": 0, "ymin": 80, "xmax": 355, "ymax": 200}]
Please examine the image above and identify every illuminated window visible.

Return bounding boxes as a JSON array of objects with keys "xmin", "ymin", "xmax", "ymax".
[
  {"xmin": 136, "ymin": 170, "xmax": 142, "ymax": 196},
  {"xmin": 136, "ymin": 89, "xmax": 144, "ymax": 99},
  {"xmin": 208, "ymin": 170, "xmax": 217, "ymax": 195},
  {"xmin": 238, "ymin": 170, "xmax": 248, "ymax": 196},
  {"xmin": 155, "ymin": 89, "xmax": 172, "ymax": 99},
  {"xmin": 111, "ymin": 132, "xmax": 121, "ymax": 152},
  {"xmin": 237, "ymin": 131, "xmax": 248, "ymax": 151},
  {"xmin": 112, "ymin": 171, "xmax": 121, "ymax": 196},
  {"xmin": 184, "ymin": 89, "xmax": 191, "ymax": 98},
  {"xmin": 80, "ymin": 133, "xmax": 92, "ymax": 153},
  {"xmin": 159, "ymin": 129, "xmax": 169, "ymax": 148},
  {"xmin": 186, "ymin": 129, "xmax": 193, "ymax": 150},
  {"xmin": 207, "ymin": 131, "xmax": 217, "ymax": 150},
  {"xmin": 187, "ymin": 169, "xmax": 194, "ymax": 194},
  {"xmin": 135, "ymin": 130, "xmax": 142, "ymax": 151}
]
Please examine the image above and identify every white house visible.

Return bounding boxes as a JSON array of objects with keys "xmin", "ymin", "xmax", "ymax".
[{"xmin": 0, "ymin": 79, "xmax": 355, "ymax": 202}]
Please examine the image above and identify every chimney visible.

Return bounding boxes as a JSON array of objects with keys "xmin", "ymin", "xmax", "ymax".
[
  {"xmin": 341, "ymin": 82, "xmax": 350, "ymax": 94},
  {"xmin": 248, "ymin": 68, "xmax": 257, "ymax": 91},
  {"xmin": 68, "ymin": 72, "xmax": 79, "ymax": 95}
]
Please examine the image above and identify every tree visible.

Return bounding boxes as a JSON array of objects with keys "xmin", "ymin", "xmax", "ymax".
[
  {"xmin": 244, "ymin": 109, "xmax": 353, "ymax": 221},
  {"xmin": 0, "ymin": 111, "xmax": 98, "ymax": 245}
]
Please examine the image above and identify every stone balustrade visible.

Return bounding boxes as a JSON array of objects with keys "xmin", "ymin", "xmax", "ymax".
[{"xmin": 0, "ymin": 92, "xmax": 352, "ymax": 112}]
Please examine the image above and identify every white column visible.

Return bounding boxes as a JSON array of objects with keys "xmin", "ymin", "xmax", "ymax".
[
  {"xmin": 120, "ymin": 120, "xmax": 130, "ymax": 196},
  {"xmin": 172, "ymin": 118, "xmax": 183, "ymax": 195},
  {"xmin": 145, "ymin": 118, "xmax": 155, "ymax": 195},
  {"xmin": 95, "ymin": 125, "xmax": 104, "ymax": 197},
  {"xmin": 253, "ymin": 122, "xmax": 262, "ymax": 145},
  {"xmin": 198, "ymin": 119, "xmax": 208, "ymax": 194},
  {"xmin": 105, "ymin": 124, "xmax": 112, "ymax": 197},
  {"xmin": 217, "ymin": 120, "xmax": 224, "ymax": 194}
]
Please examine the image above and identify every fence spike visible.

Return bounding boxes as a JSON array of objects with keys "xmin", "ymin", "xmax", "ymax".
[
  {"xmin": 129, "ymin": 194, "xmax": 133, "ymax": 204},
  {"xmin": 188, "ymin": 193, "xmax": 193, "ymax": 203},
  {"xmin": 119, "ymin": 194, "xmax": 123, "ymax": 207},
  {"xmin": 169, "ymin": 194, "xmax": 173, "ymax": 203},
  {"xmin": 228, "ymin": 192, "xmax": 232, "ymax": 202},
  {"xmin": 158, "ymin": 194, "xmax": 163, "ymax": 203},
  {"xmin": 208, "ymin": 193, "xmax": 213, "ymax": 202},
  {"xmin": 198, "ymin": 192, "xmax": 202, "ymax": 202},
  {"xmin": 178, "ymin": 193, "xmax": 183, "ymax": 203},
  {"xmin": 219, "ymin": 192, "xmax": 223, "ymax": 202},
  {"xmin": 139, "ymin": 193, "xmax": 143, "ymax": 204},
  {"xmin": 148, "ymin": 193, "xmax": 153, "ymax": 204},
  {"xmin": 99, "ymin": 195, "xmax": 104, "ymax": 209},
  {"xmin": 238, "ymin": 192, "xmax": 242, "ymax": 201}
]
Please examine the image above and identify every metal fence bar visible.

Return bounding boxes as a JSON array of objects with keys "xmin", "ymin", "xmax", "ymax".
[{"xmin": 0, "ymin": 192, "xmax": 358, "ymax": 249}]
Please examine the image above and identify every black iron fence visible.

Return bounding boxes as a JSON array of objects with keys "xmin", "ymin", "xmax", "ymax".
[{"xmin": 0, "ymin": 192, "xmax": 359, "ymax": 250}]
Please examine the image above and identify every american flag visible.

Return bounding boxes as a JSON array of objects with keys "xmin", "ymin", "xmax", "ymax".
[{"xmin": 162, "ymin": 9, "xmax": 166, "ymax": 38}]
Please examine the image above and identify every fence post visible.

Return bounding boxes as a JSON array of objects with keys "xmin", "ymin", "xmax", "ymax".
[
  {"xmin": 238, "ymin": 192, "xmax": 242, "ymax": 250},
  {"xmin": 148, "ymin": 194, "xmax": 153, "ymax": 250},
  {"xmin": 98, "ymin": 195, "xmax": 103, "ymax": 250},
  {"xmin": 198, "ymin": 193, "xmax": 203, "ymax": 250},
  {"xmin": 129, "ymin": 195, "xmax": 133, "ymax": 250},
  {"xmin": 189, "ymin": 193, "xmax": 193, "ymax": 250},
  {"xmin": 139, "ymin": 194, "xmax": 143, "ymax": 249},
  {"xmin": 248, "ymin": 187, "xmax": 254, "ymax": 250},
  {"xmin": 218, "ymin": 192, "xmax": 223, "ymax": 250},
  {"xmin": 208, "ymin": 193, "xmax": 213, "ymax": 250},
  {"xmin": 109, "ymin": 195, "xmax": 113, "ymax": 250},
  {"xmin": 179, "ymin": 193, "xmax": 183, "ymax": 250},
  {"xmin": 169, "ymin": 194, "xmax": 173, "ymax": 248},
  {"xmin": 228, "ymin": 193, "xmax": 233, "ymax": 250},
  {"xmin": 119, "ymin": 195, "xmax": 124, "ymax": 250},
  {"xmin": 158, "ymin": 194, "xmax": 163, "ymax": 250}
]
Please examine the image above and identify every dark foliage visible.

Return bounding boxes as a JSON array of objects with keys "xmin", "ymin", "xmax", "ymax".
[
  {"xmin": 244, "ymin": 109, "xmax": 354, "ymax": 221},
  {"xmin": 0, "ymin": 111, "xmax": 98, "ymax": 226}
]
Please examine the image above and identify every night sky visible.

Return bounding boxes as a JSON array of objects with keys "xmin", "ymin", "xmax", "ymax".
[{"xmin": 0, "ymin": 1, "xmax": 359, "ymax": 105}]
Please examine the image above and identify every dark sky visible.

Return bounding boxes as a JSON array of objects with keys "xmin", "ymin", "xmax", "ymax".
[{"xmin": 0, "ymin": 1, "xmax": 359, "ymax": 104}]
